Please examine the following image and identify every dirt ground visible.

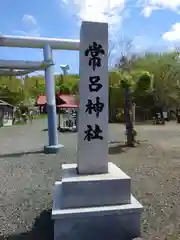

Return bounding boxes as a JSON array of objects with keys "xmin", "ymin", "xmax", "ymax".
[{"xmin": 0, "ymin": 120, "xmax": 180, "ymax": 239}]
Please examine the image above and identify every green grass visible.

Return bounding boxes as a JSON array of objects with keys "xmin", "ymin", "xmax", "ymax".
[
  {"xmin": 33, "ymin": 114, "xmax": 47, "ymax": 120},
  {"xmin": 13, "ymin": 114, "xmax": 47, "ymax": 126}
]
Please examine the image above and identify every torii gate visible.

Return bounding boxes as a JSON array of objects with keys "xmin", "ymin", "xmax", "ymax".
[{"xmin": 0, "ymin": 35, "xmax": 80, "ymax": 153}]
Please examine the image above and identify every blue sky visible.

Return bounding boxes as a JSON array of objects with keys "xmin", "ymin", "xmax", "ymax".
[{"xmin": 0, "ymin": 0, "xmax": 180, "ymax": 75}]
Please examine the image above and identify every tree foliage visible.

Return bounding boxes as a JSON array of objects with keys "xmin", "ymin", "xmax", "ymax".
[{"xmin": 0, "ymin": 49, "xmax": 180, "ymax": 123}]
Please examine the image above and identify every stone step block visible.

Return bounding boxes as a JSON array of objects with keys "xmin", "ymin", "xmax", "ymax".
[
  {"xmin": 52, "ymin": 181, "xmax": 143, "ymax": 240},
  {"xmin": 60, "ymin": 162, "xmax": 131, "ymax": 208}
]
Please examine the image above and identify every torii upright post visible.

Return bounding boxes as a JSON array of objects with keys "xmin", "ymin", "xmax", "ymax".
[{"xmin": 43, "ymin": 44, "xmax": 63, "ymax": 153}]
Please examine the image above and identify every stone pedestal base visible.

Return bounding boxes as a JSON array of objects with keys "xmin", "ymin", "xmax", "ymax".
[{"xmin": 52, "ymin": 162, "xmax": 143, "ymax": 240}]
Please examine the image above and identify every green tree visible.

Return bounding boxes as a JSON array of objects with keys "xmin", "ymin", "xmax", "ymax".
[
  {"xmin": 0, "ymin": 86, "xmax": 25, "ymax": 105},
  {"xmin": 112, "ymin": 70, "xmax": 153, "ymax": 146},
  {"xmin": 131, "ymin": 51, "xmax": 180, "ymax": 110}
]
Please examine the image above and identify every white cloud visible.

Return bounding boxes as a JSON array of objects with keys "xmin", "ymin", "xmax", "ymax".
[
  {"xmin": 141, "ymin": 5, "xmax": 160, "ymax": 17},
  {"xmin": 163, "ymin": 23, "xmax": 180, "ymax": 41},
  {"xmin": 13, "ymin": 14, "xmax": 40, "ymax": 37},
  {"xmin": 22, "ymin": 14, "xmax": 37, "ymax": 26},
  {"xmin": 61, "ymin": 0, "xmax": 128, "ymax": 39},
  {"xmin": 141, "ymin": 6, "xmax": 153, "ymax": 17},
  {"xmin": 138, "ymin": 0, "xmax": 180, "ymax": 17}
]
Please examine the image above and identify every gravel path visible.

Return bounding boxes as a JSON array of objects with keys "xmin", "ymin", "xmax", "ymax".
[{"xmin": 0, "ymin": 120, "xmax": 180, "ymax": 239}]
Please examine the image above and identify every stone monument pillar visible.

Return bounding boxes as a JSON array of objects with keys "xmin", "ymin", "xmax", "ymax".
[
  {"xmin": 77, "ymin": 21, "xmax": 108, "ymax": 174},
  {"xmin": 52, "ymin": 21, "xmax": 143, "ymax": 240}
]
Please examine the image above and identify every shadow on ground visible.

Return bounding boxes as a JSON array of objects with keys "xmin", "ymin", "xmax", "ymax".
[
  {"xmin": 108, "ymin": 140, "xmax": 147, "ymax": 155},
  {"xmin": 42, "ymin": 128, "xmax": 48, "ymax": 132},
  {"xmin": 0, "ymin": 209, "xmax": 53, "ymax": 240},
  {"xmin": 108, "ymin": 140, "xmax": 131, "ymax": 155},
  {"xmin": 108, "ymin": 143, "xmax": 127, "ymax": 155},
  {"xmin": 42, "ymin": 128, "xmax": 77, "ymax": 134},
  {"xmin": 0, "ymin": 150, "xmax": 44, "ymax": 159}
]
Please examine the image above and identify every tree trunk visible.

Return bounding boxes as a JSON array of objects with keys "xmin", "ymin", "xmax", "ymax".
[
  {"xmin": 124, "ymin": 88, "xmax": 134, "ymax": 146},
  {"xmin": 160, "ymin": 108, "xmax": 165, "ymax": 124}
]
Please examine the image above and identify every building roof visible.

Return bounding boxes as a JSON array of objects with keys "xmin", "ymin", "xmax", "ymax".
[
  {"xmin": 36, "ymin": 94, "xmax": 78, "ymax": 107},
  {"xmin": 56, "ymin": 93, "xmax": 77, "ymax": 105},
  {"xmin": 57, "ymin": 104, "xmax": 78, "ymax": 109},
  {"xmin": 36, "ymin": 95, "xmax": 47, "ymax": 105}
]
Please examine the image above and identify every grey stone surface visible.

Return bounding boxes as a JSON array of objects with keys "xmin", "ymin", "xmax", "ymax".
[
  {"xmin": 77, "ymin": 21, "xmax": 109, "ymax": 174},
  {"xmin": 60, "ymin": 162, "xmax": 131, "ymax": 208},
  {"xmin": 52, "ymin": 182, "xmax": 143, "ymax": 240}
]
